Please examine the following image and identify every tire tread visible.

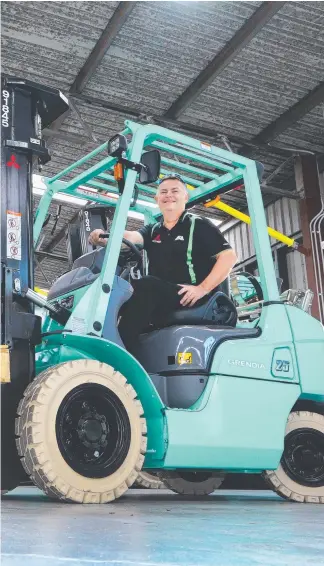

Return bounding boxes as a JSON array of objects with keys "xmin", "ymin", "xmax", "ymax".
[
  {"xmin": 15, "ymin": 360, "xmax": 147, "ymax": 503},
  {"xmin": 263, "ymin": 411, "xmax": 324, "ymax": 504}
]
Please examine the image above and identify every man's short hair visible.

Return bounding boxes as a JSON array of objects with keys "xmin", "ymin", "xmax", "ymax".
[{"xmin": 158, "ymin": 174, "xmax": 187, "ymax": 191}]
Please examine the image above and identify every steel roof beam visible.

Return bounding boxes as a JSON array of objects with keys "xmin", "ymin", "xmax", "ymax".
[
  {"xmin": 260, "ymin": 184, "xmax": 299, "ymax": 199},
  {"xmin": 250, "ymin": 81, "xmax": 324, "ymax": 146},
  {"xmin": 164, "ymin": 1, "xmax": 285, "ymax": 119},
  {"xmin": 42, "ymin": 128, "xmax": 89, "ymax": 144},
  {"xmin": 70, "ymin": 2, "xmax": 135, "ymax": 94},
  {"xmin": 44, "ymin": 2, "xmax": 135, "ymax": 140},
  {"xmin": 71, "ymin": 91, "xmax": 303, "ymax": 160},
  {"xmin": 35, "ymin": 250, "xmax": 69, "ymax": 262}
]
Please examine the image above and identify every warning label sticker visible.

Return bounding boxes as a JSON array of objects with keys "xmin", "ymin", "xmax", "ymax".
[
  {"xmin": 177, "ymin": 352, "xmax": 192, "ymax": 365},
  {"xmin": 7, "ymin": 210, "xmax": 21, "ymax": 260},
  {"xmin": 70, "ymin": 316, "xmax": 86, "ymax": 334},
  {"xmin": 200, "ymin": 142, "xmax": 212, "ymax": 152}
]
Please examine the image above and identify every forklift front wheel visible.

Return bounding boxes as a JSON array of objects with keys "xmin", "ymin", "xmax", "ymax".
[
  {"xmin": 263, "ymin": 411, "xmax": 324, "ymax": 504},
  {"xmin": 159, "ymin": 471, "xmax": 224, "ymax": 495},
  {"xmin": 15, "ymin": 360, "xmax": 147, "ymax": 503}
]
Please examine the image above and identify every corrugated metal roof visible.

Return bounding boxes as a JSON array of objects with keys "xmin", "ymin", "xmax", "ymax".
[
  {"xmin": 1, "ymin": 0, "xmax": 323, "ymax": 287},
  {"xmin": 183, "ymin": 2, "xmax": 324, "ymax": 138},
  {"xmin": 1, "ymin": 1, "xmax": 119, "ymax": 89},
  {"xmin": 82, "ymin": 1, "xmax": 262, "ymax": 113},
  {"xmin": 276, "ymin": 106, "xmax": 324, "ymax": 153}
]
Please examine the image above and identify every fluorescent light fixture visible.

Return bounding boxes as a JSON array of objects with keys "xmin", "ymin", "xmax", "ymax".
[
  {"xmin": 33, "ymin": 186, "xmax": 85, "ymax": 206},
  {"xmin": 32, "ymin": 175, "xmax": 145, "ymax": 220},
  {"xmin": 33, "ymin": 175, "xmax": 157, "ymax": 209},
  {"xmin": 32, "ymin": 175, "xmax": 221, "ymax": 224}
]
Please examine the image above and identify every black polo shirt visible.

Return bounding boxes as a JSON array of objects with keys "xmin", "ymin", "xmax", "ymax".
[{"xmin": 138, "ymin": 211, "xmax": 232, "ymax": 286}]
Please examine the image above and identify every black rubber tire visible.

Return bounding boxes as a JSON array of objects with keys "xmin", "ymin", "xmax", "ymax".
[
  {"xmin": 159, "ymin": 470, "xmax": 224, "ymax": 495},
  {"xmin": 15, "ymin": 360, "xmax": 147, "ymax": 503},
  {"xmin": 134, "ymin": 471, "xmax": 165, "ymax": 489},
  {"xmin": 263, "ymin": 411, "xmax": 324, "ymax": 504}
]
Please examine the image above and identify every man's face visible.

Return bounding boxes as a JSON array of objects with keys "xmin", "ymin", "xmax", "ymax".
[{"xmin": 155, "ymin": 179, "xmax": 189, "ymax": 215}]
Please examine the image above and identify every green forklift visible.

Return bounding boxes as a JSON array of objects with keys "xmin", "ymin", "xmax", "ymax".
[{"xmin": 1, "ymin": 78, "xmax": 324, "ymax": 503}]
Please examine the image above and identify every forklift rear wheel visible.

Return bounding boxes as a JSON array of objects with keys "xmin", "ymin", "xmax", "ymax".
[
  {"xmin": 159, "ymin": 471, "xmax": 224, "ymax": 495},
  {"xmin": 15, "ymin": 360, "xmax": 147, "ymax": 503},
  {"xmin": 263, "ymin": 411, "xmax": 324, "ymax": 503},
  {"xmin": 134, "ymin": 470, "xmax": 165, "ymax": 489}
]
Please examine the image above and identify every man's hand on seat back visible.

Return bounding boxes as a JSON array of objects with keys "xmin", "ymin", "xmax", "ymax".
[
  {"xmin": 178, "ymin": 250, "xmax": 237, "ymax": 307},
  {"xmin": 178, "ymin": 284, "xmax": 208, "ymax": 307}
]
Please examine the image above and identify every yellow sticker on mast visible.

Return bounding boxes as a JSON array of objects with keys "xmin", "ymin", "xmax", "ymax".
[{"xmin": 6, "ymin": 210, "xmax": 22, "ymax": 260}]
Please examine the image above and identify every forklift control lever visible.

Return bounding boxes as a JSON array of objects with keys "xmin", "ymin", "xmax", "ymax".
[{"xmin": 24, "ymin": 289, "xmax": 70, "ymax": 326}]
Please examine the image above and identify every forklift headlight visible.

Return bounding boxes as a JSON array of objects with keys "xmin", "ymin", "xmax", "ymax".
[{"xmin": 107, "ymin": 134, "xmax": 127, "ymax": 158}]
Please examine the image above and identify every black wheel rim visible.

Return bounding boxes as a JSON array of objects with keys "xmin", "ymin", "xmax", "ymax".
[
  {"xmin": 56, "ymin": 383, "xmax": 131, "ymax": 479},
  {"xmin": 178, "ymin": 471, "xmax": 211, "ymax": 483},
  {"xmin": 281, "ymin": 428, "xmax": 324, "ymax": 487}
]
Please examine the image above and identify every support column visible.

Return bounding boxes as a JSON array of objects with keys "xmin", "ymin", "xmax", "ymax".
[{"xmin": 294, "ymin": 155, "xmax": 322, "ymax": 319}]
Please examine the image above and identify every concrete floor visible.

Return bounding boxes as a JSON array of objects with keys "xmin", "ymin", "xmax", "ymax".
[{"xmin": 1, "ymin": 488, "xmax": 324, "ymax": 566}]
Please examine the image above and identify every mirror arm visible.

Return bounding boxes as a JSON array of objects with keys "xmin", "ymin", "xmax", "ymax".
[{"xmin": 119, "ymin": 157, "xmax": 147, "ymax": 174}]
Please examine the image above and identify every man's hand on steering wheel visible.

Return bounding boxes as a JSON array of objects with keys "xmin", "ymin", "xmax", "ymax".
[
  {"xmin": 88, "ymin": 229, "xmax": 143, "ymax": 272},
  {"xmin": 89, "ymin": 229, "xmax": 106, "ymax": 247}
]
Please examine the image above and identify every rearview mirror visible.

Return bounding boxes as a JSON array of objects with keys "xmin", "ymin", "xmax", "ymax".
[{"xmin": 139, "ymin": 150, "xmax": 161, "ymax": 184}]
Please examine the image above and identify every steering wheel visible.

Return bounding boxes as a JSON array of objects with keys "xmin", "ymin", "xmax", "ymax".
[
  {"xmin": 231, "ymin": 271, "xmax": 264, "ymax": 307},
  {"xmin": 98, "ymin": 233, "xmax": 143, "ymax": 271}
]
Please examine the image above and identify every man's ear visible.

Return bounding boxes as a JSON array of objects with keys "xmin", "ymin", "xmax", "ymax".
[{"xmin": 184, "ymin": 190, "xmax": 189, "ymax": 203}]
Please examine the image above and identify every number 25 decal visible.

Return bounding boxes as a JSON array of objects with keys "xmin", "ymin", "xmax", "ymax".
[{"xmin": 275, "ymin": 360, "xmax": 290, "ymax": 372}]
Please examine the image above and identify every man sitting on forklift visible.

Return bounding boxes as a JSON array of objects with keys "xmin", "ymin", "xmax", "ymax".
[{"xmin": 89, "ymin": 174, "xmax": 237, "ymax": 350}]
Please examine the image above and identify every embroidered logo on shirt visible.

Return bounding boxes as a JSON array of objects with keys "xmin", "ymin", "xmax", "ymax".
[
  {"xmin": 152, "ymin": 234, "xmax": 161, "ymax": 243},
  {"xmin": 175, "ymin": 235, "xmax": 184, "ymax": 241}
]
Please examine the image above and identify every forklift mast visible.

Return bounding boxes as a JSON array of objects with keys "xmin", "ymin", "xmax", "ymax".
[{"xmin": 1, "ymin": 77, "xmax": 69, "ymax": 389}]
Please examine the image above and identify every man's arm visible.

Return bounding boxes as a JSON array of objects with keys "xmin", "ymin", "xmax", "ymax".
[
  {"xmin": 89, "ymin": 229, "xmax": 144, "ymax": 247},
  {"xmin": 178, "ymin": 249, "xmax": 237, "ymax": 307},
  {"xmin": 200, "ymin": 249, "xmax": 237, "ymax": 294},
  {"xmin": 179, "ymin": 217, "xmax": 237, "ymax": 306}
]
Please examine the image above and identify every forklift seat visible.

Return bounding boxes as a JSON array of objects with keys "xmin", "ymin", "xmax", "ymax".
[
  {"xmin": 72, "ymin": 247, "xmax": 105, "ymax": 274},
  {"xmin": 154, "ymin": 290, "xmax": 237, "ymax": 329},
  {"xmin": 47, "ymin": 267, "xmax": 98, "ymax": 300},
  {"xmin": 47, "ymin": 248, "xmax": 236, "ymax": 329},
  {"xmin": 47, "ymin": 248, "xmax": 116, "ymax": 300}
]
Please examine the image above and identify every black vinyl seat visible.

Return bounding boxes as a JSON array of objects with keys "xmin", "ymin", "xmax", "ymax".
[{"xmin": 155, "ymin": 291, "xmax": 237, "ymax": 328}]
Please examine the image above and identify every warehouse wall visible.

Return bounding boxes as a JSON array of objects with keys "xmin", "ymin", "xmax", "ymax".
[
  {"xmin": 220, "ymin": 197, "xmax": 301, "ymax": 264},
  {"xmin": 219, "ymin": 197, "xmax": 308, "ymax": 292},
  {"xmin": 286, "ymin": 249, "xmax": 308, "ymax": 289}
]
